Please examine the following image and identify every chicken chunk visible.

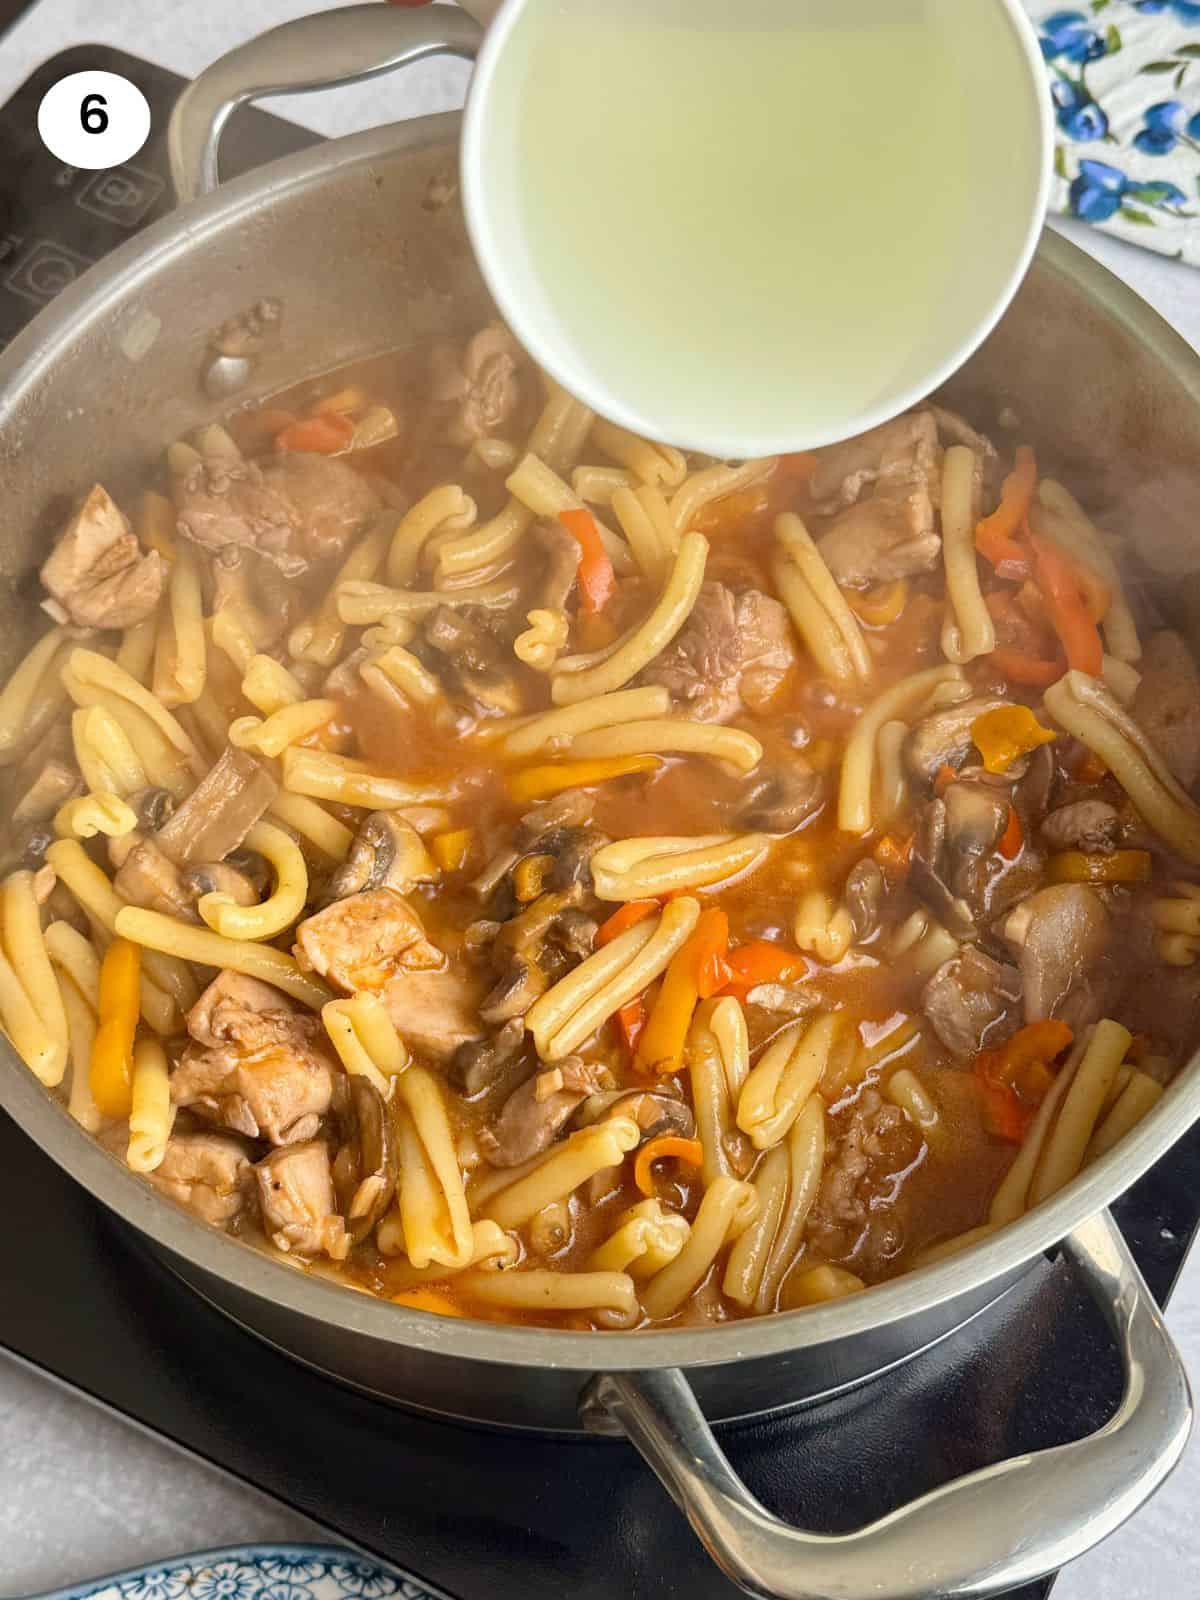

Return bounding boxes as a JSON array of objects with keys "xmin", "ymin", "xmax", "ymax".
[
  {"xmin": 805, "ymin": 1087, "xmax": 922, "ymax": 1274},
  {"xmin": 384, "ymin": 965, "xmax": 487, "ymax": 1064},
  {"xmin": 177, "ymin": 450, "xmax": 378, "ymax": 574},
  {"xmin": 255, "ymin": 1140, "xmax": 349, "ymax": 1260},
  {"xmin": 1132, "ymin": 630, "xmax": 1200, "ymax": 791},
  {"xmin": 150, "ymin": 1129, "xmax": 254, "ymax": 1226},
  {"xmin": 1003, "ymin": 885, "xmax": 1110, "ymax": 1025},
  {"xmin": 922, "ymin": 946, "xmax": 1022, "ymax": 1059},
  {"xmin": 642, "ymin": 582, "xmax": 796, "ymax": 723},
  {"xmin": 172, "ymin": 971, "xmax": 335, "ymax": 1144},
  {"xmin": 40, "ymin": 484, "xmax": 166, "ymax": 629},
  {"xmin": 813, "ymin": 412, "xmax": 941, "ymax": 587},
  {"xmin": 295, "ymin": 888, "xmax": 445, "ymax": 993},
  {"xmin": 1040, "ymin": 800, "xmax": 1122, "ymax": 855}
]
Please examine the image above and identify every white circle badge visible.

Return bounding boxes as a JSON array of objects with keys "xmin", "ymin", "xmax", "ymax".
[{"xmin": 37, "ymin": 71, "xmax": 151, "ymax": 171}]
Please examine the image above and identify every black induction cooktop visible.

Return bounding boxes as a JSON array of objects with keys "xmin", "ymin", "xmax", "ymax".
[{"xmin": 3, "ymin": 42, "xmax": 1200, "ymax": 1600}]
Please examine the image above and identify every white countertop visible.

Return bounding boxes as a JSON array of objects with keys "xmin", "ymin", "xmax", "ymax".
[{"xmin": 2, "ymin": 4, "xmax": 1200, "ymax": 1596}]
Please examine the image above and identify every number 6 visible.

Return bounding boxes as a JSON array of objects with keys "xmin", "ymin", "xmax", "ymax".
[{"xmin": 80, "ymin": 93, "xmax": 109, "ymax": 134}]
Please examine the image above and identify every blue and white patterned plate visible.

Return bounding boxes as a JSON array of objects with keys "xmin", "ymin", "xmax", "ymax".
[{"xmin": 25, "ymin": 1544, "xmax": 447, "ymax": 1600}]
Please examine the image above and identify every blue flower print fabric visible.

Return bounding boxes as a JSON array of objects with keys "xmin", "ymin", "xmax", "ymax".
[{"xmin": 1027, "ymin": 1, "xmax": 1200, "ymax": 259}]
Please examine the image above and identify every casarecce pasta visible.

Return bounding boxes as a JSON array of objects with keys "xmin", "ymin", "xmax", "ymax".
[{"xmin": 1, "ymin": 334, "xmax": 1194, "ymax": 1332}]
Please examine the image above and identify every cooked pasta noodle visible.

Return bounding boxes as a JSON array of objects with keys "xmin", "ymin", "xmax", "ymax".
[
  {"xmin": 503, "ymin": 687, "xmax": 671, "ymax": 758},
  {"xmin": 54, "ymin": 792, "xmax": 137, "ymax": 840},
  {"xmin": 838, "ymin": 664, "xmax": 965, "ymax": 834},
  {"xmin": 586, "ymin": 1198, "xmax": 690, "ymax": 1278},
  {"xmin": 1101, "ymin": 654, "xmax": 1141, "ymax": 707},
  {"xmin": 786, "ymin": 1264, "xmax": 864, "ymax": 1305},
  {"xmin": 386, "ymin": 486, "xmax": 477, "ymax": 586},
  {"xmin": 58, "ymin": 970, "xmax": 99, "ymax": 1132},
  {"xmin": 640, "ymin": 1176, "xmax": 758, "ymax": 1319},
  {"xmin": 70, "ymin": 707, "xmax": 146, "ymax": 798},
  {"xmin": 0, "ymin": 943, "xmax": 59, "ymax": 1085},
  {"xmin": 482, "ymin": 1116, "xmax": 641, "ymax": 1229},
  {"xmin": 336, "ymin": 575, "xmax": 520, "ymax": 626},
  {"xmin": 590, "ymin": 833, "xmax": 770, "ymax": 902},
  {"xmin": 794, "ymin": 891, "xmax": 854, "ymax": 964},
  {"xmin": 590, "ymin": 418, "xmax": 687, "ymax": 488},
  {"xmin": 282, "ymin": 748, "xmax": 447, "ymax": 811},
  {"xmin": 456, "ymin": 1267, "xmax": 640, "ymax": 1328},
  {"xmin": 913, "ymin": 1224, "xmax": 999, "ymax": 1268},
  {"xmin": 1085, "ymin": 1070, "xmax": 1164, "ymax": 1164},
  {"xmin": 550, "ymin": 531, "xmax": 709, "ymax": 705},
  {"xmin": 505, "ymin": 453, "xmax": 631, "ymax": 570},
  {"xmin": 610, "ymin": 484, "xmax": 670, "ymax": 581},
  {"xmin": 114, "ymin": 905, "xmax": 331, "ymax": 1011},
  {"xmin": 231, "ymin": 700, "xmax": 337, "ymax": 759},
  {"xmin": 669, "ymin": 458, "xmax": 776, "ymax": 532},
  {"xmin": 435, "ymin": 497, "xmax": 533, "ymax": 582},
  {"xmin": 126, "ymin": 1037, "xmax": 173, "ymax": 1173},
  {"xmin": 290, "ymin": 523, "xmax": 391, "ymax": 666},
  {"xmin": 737, "ymin": 1014, "xmax": 838, "ymax": 1150},
  {"xmin": 0, "ymin": 627, "xmax": 65, "ymax": 765},
  {"xmin": 63, "ymin": 649, "xmax": 202, "ymax": 768},
  {"xmin": 988, "ymin": 1034, "xmax": 1089, "ymax": 1225},
  {"xmin": 322, "ymin": 991, "xmax": 410, "ymax": 1098},
  {"xmin": 358, "ymin": 645, "xmax": 447, "ymax": 716},
  {"xmin": 156, "ymin": 541, "xmax": 206, "ymax": 705},
  {"xmin": 266, "ymin": 792, "xmax": 354, "ymax": 861},
  {"xmin": 1028, "ymin": 1019, "xmax": 1131, "ymax": 1206},
  {"xmin": 689, "ymin": 1003, "xmax": 743, "ymax": 1185},
  {"xmin": 115, "ymin": 614, "xmax": 158, "ymax": 685},
  {"xmin": 885, "ymin": 1068, "xmax": 939, "ymax": 1131},
  {"xmin": 44, "ymin": 921, "xmax": 102, "ymax": 1010},
  {"xmin": 513, "ymin": 608, "xmax": 569, "ymax": 672},
  {"xmin": 571, "ymin": 465, "xmax": 632, "ymax": 505},
  {"xmin": 754, "ymin": 1094, "xmax": 825, "ymax": 1313},
  {"xmin": 938, "ymin": 445, "xmax": 994, "ymax": 664},
  {"xmin": 197, "ymin": 819, "xmax": 308, "ymax": 941},
  {"xmin": 2, "ymin": 870, "xmax": 68, "ymax": 1087},
  {"xmin": 388, "ymin": 1064, "xmax": 474, "ymax": 1268},
  {"xmin": 874, "ymin": 719, "xmax": 909, "ymax": 823},
  {"xmin": 1151, "ymin": 882, "xmax": 1200, "ymax": 967},
  {"xmin": 242, "ymin": 654, "xmax": 305, "ymax": 716},
  {"xmin": 774, "ymin": 513, "xmax": 872, "ymax": 684},
  {"xmin": 723, "ymin": 1144, "xmax": 790, "ymax": 1308},
  {"xmin": 568, "ymin": 719, "xmax": 762, "ymax": 774},
  {"xmin": 1043, "ymin": 671, "xmax": 1200, "ymax": 863},
  {"xmin": 384, "ymin": 1220, "xmax": 520, "ymax": 1289},
  {"xmin": 528, "ymin": 897, "xmax": 700, "ymax": 1060}
]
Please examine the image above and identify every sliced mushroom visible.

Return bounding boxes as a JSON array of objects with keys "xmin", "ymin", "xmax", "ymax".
[
  {"xmin": 450, "ymin": 1017, "xmax": 531, "ymax": 1100},
  {"xmin": 515, "ymin": 791, "xmax": 594, "ymax": 849},
  {"xmin": 113, "ymin": 837, "xmax": 196, "ymax": 918},
  {"xmin": 844, "ymin": 858, "xmax": 885, "ymax": 942},
  {"xmin": 1003, "ymin": 884, "xmax": 1110, "ymax": 1023},
  {"xmin": 909, "ymin": 798, "xmax": 977, "ymax": 939},
  {"xmin": 327, "ymin": 812, "xmax": 439, "ymax": 901},
  {"xmin": 1040, "ymin": 801, "xmax": 1121, "ymax": 855},
  {"xmin": 423, "ymin": 606, "xmax": 526, "ymax": 715},
  {"xmin": 736, "ymin": 760, "xmax": 824, "ymax": 834},
  {"xmin": 332, "ymin": 1075, "xmax": 397, "ymax": 1243},
  {"xmin": 480, "ymin": 954, "xmax": 548, "ymax": 1025},
  {"xmin": 902, "ymin": 697, "xmax": 1008, "ymax": 786},
  {"xmin": 12, "ymin": 760, "xmax": 81, "ymax": 825},
  {"xmin": 182, "ymin": 855, "xmax": 267, "ymax": 908},
  {"xmin": 575, "ymin": 1087, "xmax": 696, "ymax": 1144},
  {"xmin": 128, "ymin": 786, "xmax": 176, "ymax": 833},
  {"xmin": 479, "ymin": 1057, "xmax": 609, "ymax": 1167},
  {"xmin": 943, "ymin": 781, "xmax": 1009, "ymax": 891},
  {"xmin": 921, "ymin": 946, "xmax": 1021, "ymax": 1059}
]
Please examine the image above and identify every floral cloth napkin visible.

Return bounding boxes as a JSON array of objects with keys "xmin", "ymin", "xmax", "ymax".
[{"xmin": 1026, "ymin": 1, "xmax": 1200, "ymax": 261}]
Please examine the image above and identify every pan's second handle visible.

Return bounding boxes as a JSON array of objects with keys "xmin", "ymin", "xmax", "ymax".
[
  {"xmin": 168, "ymin": 3, "xmax": 482, "ymax": 204},
  {"xmin": 581, "ymin": 1210, "xmax": 1192, "ymax": 1600}
]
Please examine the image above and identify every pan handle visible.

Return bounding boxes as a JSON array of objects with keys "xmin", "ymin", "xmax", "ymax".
[
  {"xmin": 167, "ymin": 2, "xmax": 482, "ymax": 204},
  {"xmin": 581, "ymin": 1210, "xmax": 1192, "ymax": 1599}
]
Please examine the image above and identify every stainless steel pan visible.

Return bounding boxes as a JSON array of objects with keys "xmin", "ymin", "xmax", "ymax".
[{"xmin": 1, "ymin": 8, "xmax": 1197, "ymax": 1595}]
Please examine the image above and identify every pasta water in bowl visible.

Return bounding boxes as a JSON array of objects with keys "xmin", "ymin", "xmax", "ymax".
[
  {"xmin": 3, "ymin": 329, "xmax": 1198, "ymax": 1330},
  {"xmin": 462, "ymin": 0, "xmax": 1051, "ymax": 456}
]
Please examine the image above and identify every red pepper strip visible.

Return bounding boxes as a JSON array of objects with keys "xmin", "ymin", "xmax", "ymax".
[
  {"xmin": 616, "ymin": 996, "xmax": 648, "ymax": 1057},
  {"xmin": 559, "ymin": 508, "xmax": 615, "ymax": 616},
  {"xmin": 873, "ymin": 832, "xmax": 914, "ymax": 884},
  {"xmin": 718, "ymin": 939, "xmax": 804, "ymax": 1002},
  {"xmin": 275, "ymin": 412, "xmax": 354, "ymax": 454},
  {"xmin": 988, "ymin": 646, "xmax": 1066, "ymax": 688},
  {"xmin": 975, "ymin": 445, "xmax": 1037, "ymax": 575},
  {"xmin": 1030, "ymin": 532, "xmax": 1104, "ymax": 676},
  {"xmin": 977, "ymin": 1081, "xmax": 1033, "ymax": 1143},
  {"xmin": 997, "ymin": 805, "xmax": 1023, "ymax": 860},
  {"xmin": 934, "ymin": 763, "xmax": 958, "ymax": 798},
  {"xmin": 595, "ymin": 899, "xmax": 658, "ymax": 947}
]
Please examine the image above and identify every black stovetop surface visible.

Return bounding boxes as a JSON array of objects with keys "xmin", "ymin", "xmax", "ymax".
[{"xmin": 3, "ymin": 41, "xmax": 1200, "ymax": 1600}]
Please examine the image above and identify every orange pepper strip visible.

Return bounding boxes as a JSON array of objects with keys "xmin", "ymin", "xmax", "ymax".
[
  {"xmin": 1030, "ymin": 533, "xmax": 1104, "ymax": 676},
  {"xmin": 692, "ymin": 908, "xmax": 730, "ymax": 1000},
  {"xmin": 596, "ymin": 899, "xmax": 659, "ymax": 947},
  {"xmin": 616, "ymin": 996, "xmax": 648, "ymax": 1057},
  {"xmin": 934, "ymin": 763, "xmax": 958, "ymax": 797},
  {"xmin": 636, "ymin": 909, "xmax": 728, "ymax": 1074},
  {"xmin": 1074, "ymin": 749, "xmax": 1108, "ymax": 785},
  {"xmin": 974, "ymin": 1019, "xmax": 1074, "ymax": 1142},
  {"xmin": 274, "ymin": 412, "xmax": 354, "ymax": 454},
  {"xmin": 90, "ymin": 938, "xmax": 141, "ymax": 1119},
  {"xmin": 975, "ymin": 445, "xmax": 1037, "ymax": 576},
  {"xmin": 633, "ymin": 1135, "xmax": 705, "ymax": 1198},
  {"xmin": 693, "ymin": 485, "xmax": 770, "ymax": 535},
  {"xmin": 998, "ymin": 805, "xmax": 1023, "ymax": 860},
  {"xmin": 559, "ymin": 508, "xmax": 615, "ymax": 616}
]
